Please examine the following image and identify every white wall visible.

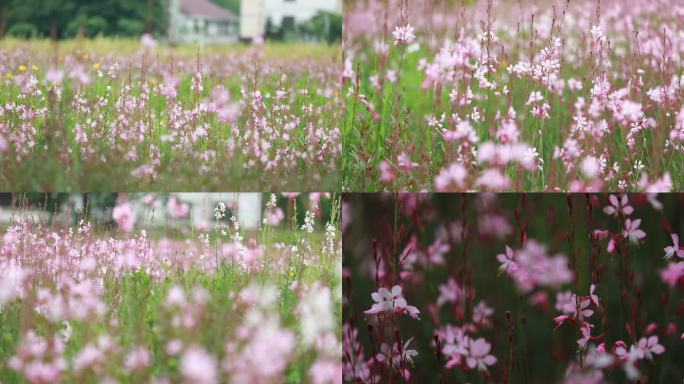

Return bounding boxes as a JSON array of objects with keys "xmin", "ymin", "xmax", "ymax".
[
  {"xmin": 240, "ymin": 0, "xmax": 266, "ymax": 39},
  {"xmin": 133, "ymin": 193, "xmax": 263, "ymax": 229},
  {"xmin": 240, "ymin": 0, "xmax": 341, "ymax": 38},
  {"xmin": 265, "ymin": 0, "xmax": 341, "ymax": 27}
]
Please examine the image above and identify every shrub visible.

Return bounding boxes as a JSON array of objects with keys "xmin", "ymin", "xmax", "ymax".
[{"xmin": 7, "ymin": 22, "xmax": 38, "ymax": 39}]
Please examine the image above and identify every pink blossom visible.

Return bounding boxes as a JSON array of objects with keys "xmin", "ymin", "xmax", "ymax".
[
  {"xmin": 664, "ymin": 234, "xmax": 684, "ymax": 260},
  {"xmin": 309, "ymin": 358, "xmax": 342, "ymax": 384},
  {"xmin": 379, "ymin": 160, "xmax": 396, "ymax": 183},
  {"xmin": 112, "ymin": 202, "xmax": 135, "ymax": 232},
  {"xmin": 496, "ymin": 245, "xmax": 517, "ymax": 273},
  {"xmin": 465, "ymin": 338, "xmax": 497, "ymax": 372},
  {"xmin": 392, "ymin": 24, "xmax": 416, "ymax": 45},
  {"xmin": 436, "ymin": 278, "xmax": 464, "ymax": 307},
  {"xmin": 475, "ymin": 169, "xmax": 511, "ymax": 191},
  {"xmin": 434, "ymin": 162, "xmax": 468, "ymax": 191},
  {"xmin": 603, "ymin": 194, "xmax": 634, "ymax": 216},
  {"xmin": 364, "ymin": 285, "xmax": 420, "ymax": 319},
  {"xmin": 167, "ymin": 196, "xmax": 190, "ymax": 218},
  {"xmin": 472, "ymin": 301, "xmax": 493, "ymax": 325},
  {"xmin": 180, "ymin": 346, "xmax": 218, "ymax": 384},
  {"xmin": 637, "ymin": 336, "xmax": 665, "ymax": 360},
  {"xmin": 377, "ymin": 338, "xmax": 418, "ymax": 367},
  {"xmin": 123, "ymin": 347, "xmax": 149, "ymax": 372},
  {"xmin": 660, "ymin": 262, "xmax": 684, "ymax": 287},
  {"xmin": 397, "ymin": 152, "xmax": 419, "ymax": 171},
  {"xmin": 580, "ymin": 156, "xmax": 600, "ymax": 179},
  {"xmin": 623, "ymin": 219, "xmax": 646, "ymax": 244}
]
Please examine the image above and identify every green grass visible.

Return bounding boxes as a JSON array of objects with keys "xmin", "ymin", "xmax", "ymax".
[
  {"xmin": 0, "ymin": 38, "xmax": 341, "ymax": 191},
  {"xmin": 342, "ymin": 2, "xmax": 684, "ymax": 192}
]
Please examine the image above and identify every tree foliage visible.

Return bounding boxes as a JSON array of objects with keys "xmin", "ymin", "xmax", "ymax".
[{"xmin": 1, "ymin": 0, "xmax": 168, "ymax": 39}]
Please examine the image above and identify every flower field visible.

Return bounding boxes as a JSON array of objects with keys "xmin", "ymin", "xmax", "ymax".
[
  {"xmin": 0, "ymin": 39, "xmax": 341, "ymax": 191},
  {"xmin": 0, "ymin": 193, "xmax": 341, "ymax": 383},
  {"xmin": 343, "ymin": 0, "xmax": 684, "ymax": 191},
  {"xmin": 343, "ymin": 193, "xmax": 684, "ymax": 383}
]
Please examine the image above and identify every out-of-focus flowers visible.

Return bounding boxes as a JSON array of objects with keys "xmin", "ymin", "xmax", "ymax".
[
  {"xmin": 112, "ymin": 201, "xmax": 135, "ymax": 232},
  {"xmin": 180, "ymin": 346, "xmax": 218, "ymax": 384}
]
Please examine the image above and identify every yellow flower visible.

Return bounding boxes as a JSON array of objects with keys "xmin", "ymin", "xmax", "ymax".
[
  {"xmin": 93, "ymin": 62, "xmax": 101, "ymax": 70},
  {"xmin": 5, "ymin": 73, "xmax": 12, "ymax": 79},
  {"xmin": 32, "ymin": 65, "xmax": 38, "ymax": 71},
  {"xmin": 18, "ymin": 65, "xmax": 27, "ymax": 72}
]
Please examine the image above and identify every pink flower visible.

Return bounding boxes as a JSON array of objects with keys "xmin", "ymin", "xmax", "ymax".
[
  {"xmin": 397, "ymin": 152, "xmax": 419, "ymax": 171},
  {"xmin": 112, "ymin": 202, "xmax": 135, "ymax": 232},
  {"xmin": 364, "ymin": 285, "xmax": 420, "ymax": 319},
  {"xmin": 427, "ymin": 239, "xmax": 449, "ymax": 265},
  {"xmin": 167, "ymin": 196, "xmax": 189, "ymax": 218},
  {"xmin": 379, "ymin": 160, "xmax": 395, "ymax": 183},
  {"xmin": 472, "ymin": 301, "xmax": 493, "ymax": 325},
  {"xmin": 465, "ymin": 338, "xmax": 497, "ymax": 372},
  {"xmin": 589, "ymin": 284, "xmax": 599, "ymax": 307},
  {"xmin": 475, "ymin": 169, "xmax": 511, "ymax": 191},
  {"xmin": 309, "ymin": 358, "xmax": 342, "ymax": 384},
  {"xmin": 623, "ymin": 219, "xmax": 646, "ymax": 244},
  {"xmin": 660, "ymin": 262, "xmax": 684, "ymax": 287},
  {"xmin": 577, "ymin": 322, "xmax": 594, "ymax": 348},
  {"xmin": 124, "ymin": 347, "xmax": 150, "ymax": 372},
  {"xmin": 664, "ymin": 234, "xmax": 684, "ymax": 260},
  {"xmin": 180, "ymin": 346, "xmax": 218, "ymax": 384},
  {"xmin": 603, "ymin": 195, "xmax": 634, "ymax": 216},
  {"xmin": 436, "ymin": 278, "xmax": 464, "ymax": 307},
  {"xmin": 377, "ymin": 338, "xmax": 418, "ymax": 368},
  {"xmin": 434, "ymin": 162, "xmax": 467, "ymax": 191},
  {"xmin": 140, "ymin": 33, "xmax": 157, "ymax": 48},
  {"xmin": 580, "ymin": 156, "xmax": 600, "ymax": 179},
  {"xmin": 191, "ymin": 72, "xmax": 203, "ymax": 94},
  {"xmin": 496, "ymin": 245, "xmax": 517, "ymax": 273},
  {"xmin": 392, "ymin": 24, "xmax": 416, "ymax": 45},
  {"xmin": 637, "ymin": 336, "xmax": 665, "ymax": 360}
]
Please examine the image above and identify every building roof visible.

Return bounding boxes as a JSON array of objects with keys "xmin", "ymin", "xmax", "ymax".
[{"xmin": 180, "ymin": 0, "xmax": 238, "ymax": 21}]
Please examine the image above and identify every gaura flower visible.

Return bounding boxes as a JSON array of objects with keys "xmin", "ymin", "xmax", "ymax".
[{"xmin": 364, "ymin": 285, "xmax": 420, "ymax": 319}]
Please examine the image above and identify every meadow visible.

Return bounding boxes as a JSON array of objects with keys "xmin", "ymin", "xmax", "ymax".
[
  {"xmin": 0, "ymin": 38, "xmax": 341, "ymax": 191},
  {"xmin": 342, "ymin": 193, "xmax": 684, "ymax": 383},
  {"xmin": 0, "ymin": 193, "xmax": 341, "ymax": 383},
  {"xmin": 343, "ymin": 0, "xmax": 683, "ymax": 192}
]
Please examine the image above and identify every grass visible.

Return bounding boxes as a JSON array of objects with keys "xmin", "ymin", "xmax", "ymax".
[
  {"xmin": 342, "ymin": 0, "xmax": 684, "ymax": 192},
  {"xmin": 0, "ymin": 38, "xmax": 342, "ymax": 191},
  {"xmin": 0, "ymin": 195, "xmax": 341, "ymax": 383}
]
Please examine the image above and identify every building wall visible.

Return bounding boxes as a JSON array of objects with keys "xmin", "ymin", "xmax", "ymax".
[
  {"xmin": 240, "ymin": 0, "xmax": 341, "ymax": 39},
  {"xmin": 0, "ymin": 194, "xmax": 263, "ymax": 230},
  {"xmin": 240, "ymin": 0, "xmax": 266, "ymax": 39},
  {"xmin": 169, "ymin": 0, "xmax": 239, "ymax": 44},
  {"xmin": 265, "ymin": 0, "xmax": 341, "ymax": 28},
  {"xmin": 131, "ymin": 193, "xmax": 263, "ymax": 230}
]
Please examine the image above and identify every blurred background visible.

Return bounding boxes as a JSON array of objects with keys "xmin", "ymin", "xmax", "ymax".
[
  {"xmin": 0, "ymin": 0, "xmax": 341, "ymax": 43},
  {"xmin": 0, "ymin": 193, "xmax": 335, "ymax": 234},
  {"xmin": 343, "ymin": 193, "xmax": 684, "ymax": 383}
]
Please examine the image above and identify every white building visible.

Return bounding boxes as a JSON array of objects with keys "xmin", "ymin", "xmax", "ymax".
[
  {"xmin": 168, "ymin": 0, "xmax": 239, "ymax": 44},
  {"xmin": 240, "ymin": 0, "xmax": 342, "ymax": 41}
]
